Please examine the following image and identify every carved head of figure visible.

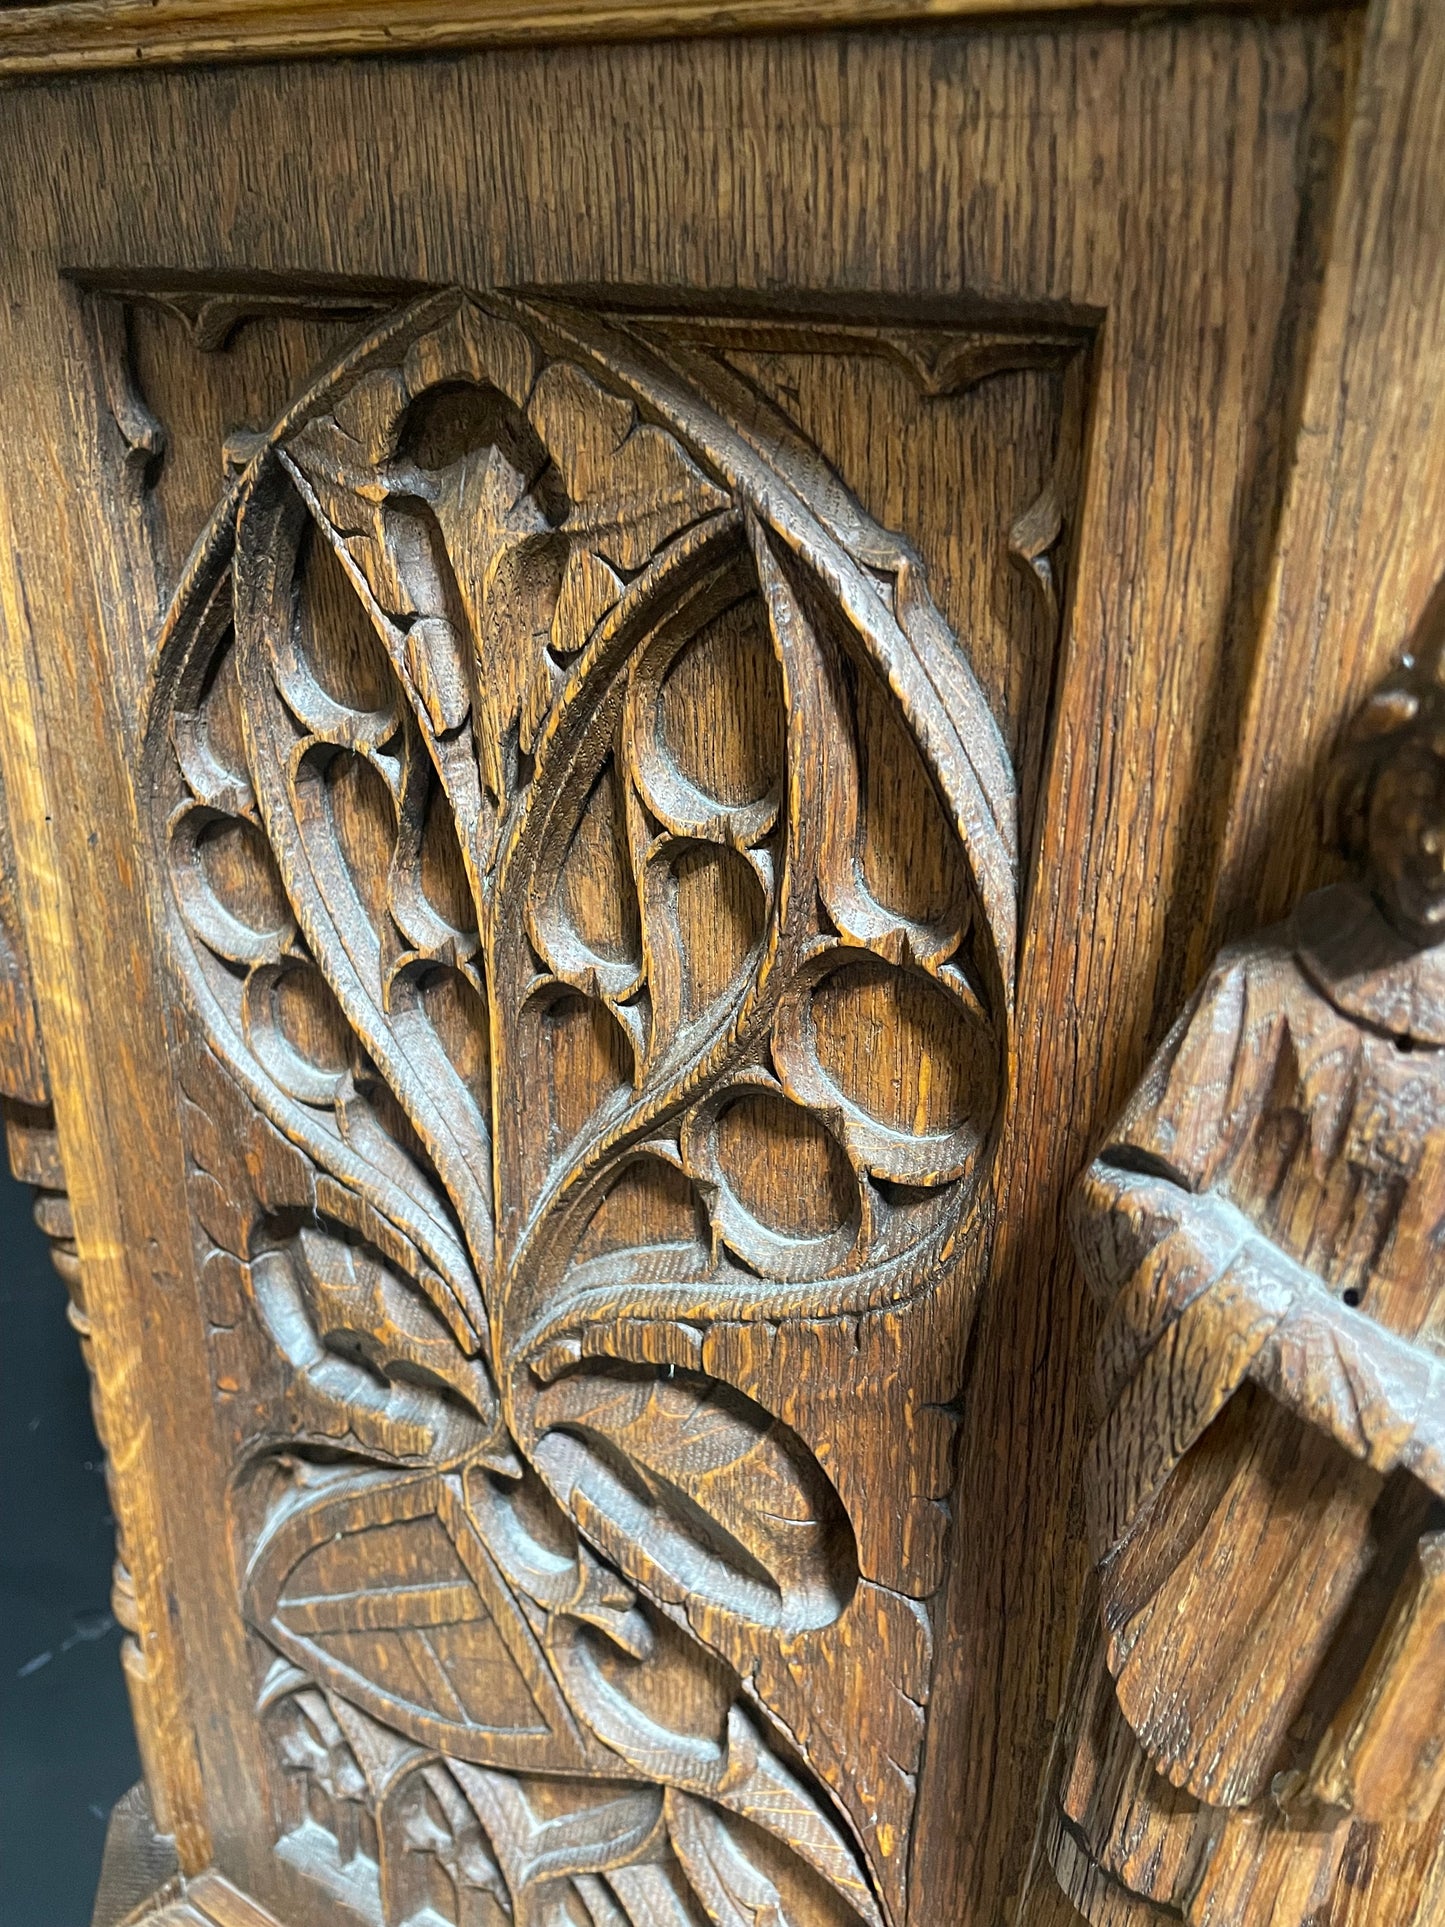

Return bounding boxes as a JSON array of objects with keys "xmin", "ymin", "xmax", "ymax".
[{"xmin": 1331, "ymin": 613, "xmax": 1445, "ymax": 947}]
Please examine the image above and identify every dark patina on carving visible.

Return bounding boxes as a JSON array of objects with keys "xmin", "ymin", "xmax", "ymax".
[
  {"xmin": 143, "ymin": 290, "xmax": 1028, "ymax": 1927},
  {"xmin": 1052, "ymin": 645, "xmax": 1445, "ymax": 1924}
]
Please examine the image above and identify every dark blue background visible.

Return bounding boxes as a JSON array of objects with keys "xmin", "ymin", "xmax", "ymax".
[{"xmin": 1, "ymin": 1165, "xmax": 140, "ymax": 1925}]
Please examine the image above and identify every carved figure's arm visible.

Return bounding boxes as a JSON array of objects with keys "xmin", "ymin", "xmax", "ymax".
[
  {"xmin": 1057, "ymin": 944, "xmax": 1445, "ymax": 1891},
  {"xmin": 1075, "ymin": 1147, "xmax": 1445, "ymax": 1564}
]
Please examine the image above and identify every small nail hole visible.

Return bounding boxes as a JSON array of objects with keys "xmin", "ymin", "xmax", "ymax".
[{"xmin": 1342, "ymin": 1287, "xmax": 1362, "ymax": 1308}]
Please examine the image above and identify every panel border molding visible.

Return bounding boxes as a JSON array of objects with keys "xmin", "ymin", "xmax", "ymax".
[
  {"xmin": 0, "ymin": 12, "xmax": 1379, "ymax": 1924},
  {"xmin": 0, "ymin": 0, "xmax": 1274, "ymax": 79}
]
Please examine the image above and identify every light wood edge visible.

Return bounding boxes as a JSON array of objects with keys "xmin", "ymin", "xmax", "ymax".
[
  {"xmin": 183, "ymin": 1872, "xmax": 289, "ymax": 1927},
  {"xmin": 106, "ymin": 1871, "xmax": 289, "ymax": 1927},
  {"xmin": 0, "ymin": 482, "xmax": 212, "ymax": 1866},
  {"xmin": 0, "ymin": 0, "xmax": 1285, "ymax": 80}
]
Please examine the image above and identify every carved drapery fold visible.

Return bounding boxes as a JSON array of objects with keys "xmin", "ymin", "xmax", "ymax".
[{"xmin": 1051, "ymin": 650, "xmax": 1445, "ymax": 1925}]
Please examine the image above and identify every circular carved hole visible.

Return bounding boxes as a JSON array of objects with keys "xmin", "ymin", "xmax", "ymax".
[
  {"xmin": 324, "ymin": 751, "xmax": 397, "ymax": 932},
  {"xmin": 713, "ymin": 1091, "xmax": 853, "ymax": 1240},
  {"xmin": 296, "ymin": 522, "xmax": 396, "ymax": 713},
  {"xmin": 272, "ymin": 961, "xmax": 354, "ymax": 1076},
  {"xmin": 196, "ymin": 815, "xmax": 290, "ymax": 936},
  {"xmin": 810, "ymin": 960, "xmax": 991, "ymax": 1138},
  {"xmin": 659, "ymin": 592, "xmax": 782, "ymax": 809},
  {"xmin": 669, "ymin": 843, "xmax": 765, "ymax": 1017}
]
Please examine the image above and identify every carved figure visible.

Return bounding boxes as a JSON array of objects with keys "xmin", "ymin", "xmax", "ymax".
[
  {"xmin": 143, "ymin": 290, "xmax": 1023, "ymax": 1926},
  {"xmin": 1053, "ymin": 646, "xmax": 1445, "ymax": 1922}
]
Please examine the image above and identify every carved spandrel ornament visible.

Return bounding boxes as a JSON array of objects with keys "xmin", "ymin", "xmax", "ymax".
[
  {"xmin": 1052, "ymin": 646, "xmax": 1445, "ymax": 1924},
  {"xmin": 141, "ymin": 290, "xmax": 1025, "ymax": 1927}
]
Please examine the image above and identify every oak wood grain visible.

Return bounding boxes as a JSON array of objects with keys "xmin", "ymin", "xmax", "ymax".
[
  {"xmin": 1204, "ymin": 0, "xmax": 1445, "ymax": 954},
  {"xmin": 0, "ymin": 0, "xmax": 1273, "ymax": 79},
  {"xmin": 0, "ymin": 9, "xmax": 1413, "ymax": 1926},
  {"xmin": 1046, "ymin": 649, "xmax": 1445, "ymax": 1922}
]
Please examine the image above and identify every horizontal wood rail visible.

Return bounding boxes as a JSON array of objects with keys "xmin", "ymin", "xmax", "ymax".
[{"xmin": 0, "ymin": 0, "xmax": 1273, "ymax": 79}]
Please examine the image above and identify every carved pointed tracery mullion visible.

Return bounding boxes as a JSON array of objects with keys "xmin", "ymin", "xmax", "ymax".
[{"xmin": 145, "ymin": 286, "xmax": 1026, "ymax": 1927}]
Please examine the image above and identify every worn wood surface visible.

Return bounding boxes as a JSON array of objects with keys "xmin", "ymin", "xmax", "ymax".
[
  {"xmin": 1046, "ymin": 637, "xmax": 1445, "ymax": 1923},
  {"xmin": 139, "ymin": 284, "xmax": 1036, "ymax": 1927},
  {"xmin": 5, "ymin": 7, "xmax": 1438, "ymax": 1925},
  {"xmin": 0, "ymin": 0, "xmax": 1265, "ymax": 79},
  {"xmin": 1017, "ymin": 11, "xmax": 1445, "ymax": 1919}
]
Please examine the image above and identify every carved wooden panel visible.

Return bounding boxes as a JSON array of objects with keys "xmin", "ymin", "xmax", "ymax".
[
  {"xmin": 1048, "ymin": 644, "xmax": 1445, "ymax": 1925},
  {"xmin": 4, "ymin": 15, "xmax": 1405, "ymax": 1925},
  {"xmin": 135, "ymin": 288, "xmax": 1077, "ymax": 1927}
]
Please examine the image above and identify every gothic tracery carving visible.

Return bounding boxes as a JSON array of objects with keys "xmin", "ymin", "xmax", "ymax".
[{"xmin": 144, "ymin": 290, "xmax": 1023, "ymax": 1927}]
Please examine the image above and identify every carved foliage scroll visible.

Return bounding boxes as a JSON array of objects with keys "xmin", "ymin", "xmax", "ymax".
[{"xmin": 144, "ymin": 291, "xmax": 1021, "ymax": 1927}]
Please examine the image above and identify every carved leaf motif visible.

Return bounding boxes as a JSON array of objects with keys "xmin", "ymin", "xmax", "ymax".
[
  {"xmin": 146, "ymin": 289, "xmax": 1020, "ymax": 1927},
  {"xmin": 526, "ymin": 1367, "xmax": 857, "ymax": 1636},
  {"xmin": 249, "ymin": 1228, "xmax": 504, "ymax": 1468},
  {"xmin": 528, "ymin": 358, "xmax": 731, "ymax": 650},
  {"xmin": 246, "ymin": 1467, "xmax": 600, "ymax": 1772},
  {"xmin": 667, "ymin": 1792, "xmax": 790, "ymax": 1927},
  {"xmin": 261, "ymin": 1656, "xmax": 863, "ymax": 1927}
]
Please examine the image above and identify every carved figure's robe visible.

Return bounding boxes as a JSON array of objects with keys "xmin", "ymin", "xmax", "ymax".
[{"xmin": 1058, "ymin": 879, "xmax": 1445, "ymax": 1924}]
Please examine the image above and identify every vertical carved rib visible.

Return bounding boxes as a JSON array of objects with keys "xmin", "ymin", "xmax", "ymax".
[{"xmin": 0, "ymin": 766, "xmax": 176, "ymax": 1842}]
